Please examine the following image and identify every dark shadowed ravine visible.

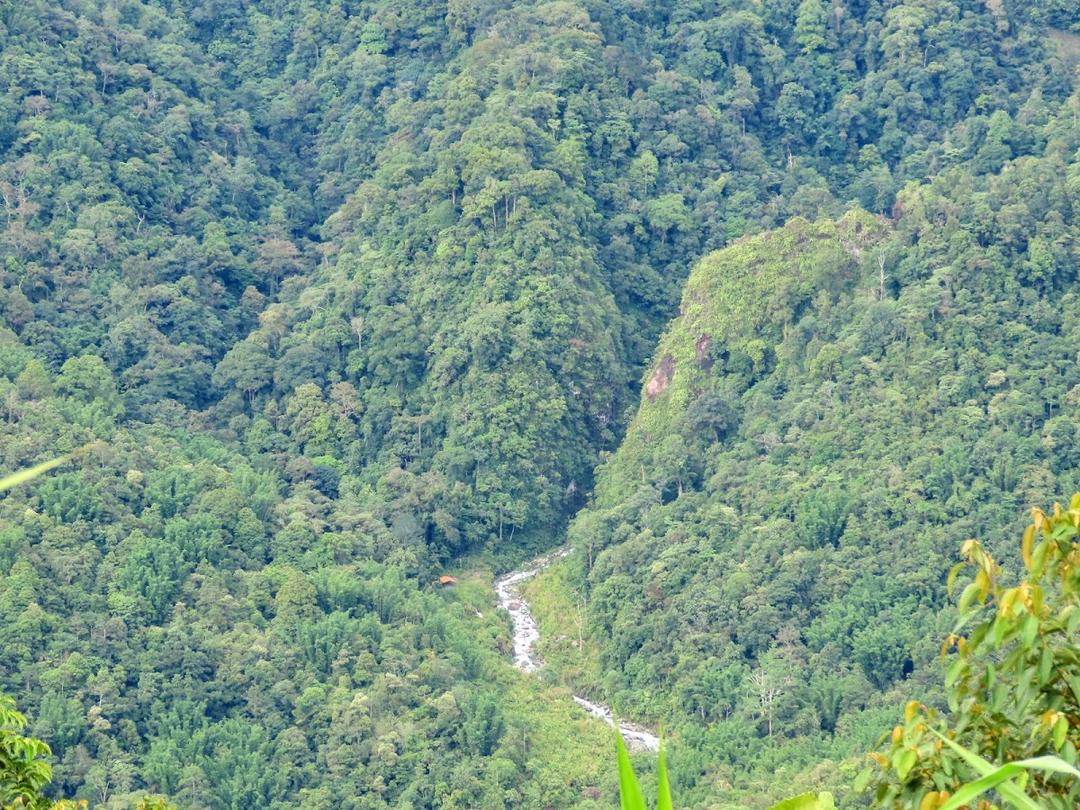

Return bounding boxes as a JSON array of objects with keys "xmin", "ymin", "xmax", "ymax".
[{"xmin": 494, "ymin": 548, "xmax": 660, "ymax": 753}]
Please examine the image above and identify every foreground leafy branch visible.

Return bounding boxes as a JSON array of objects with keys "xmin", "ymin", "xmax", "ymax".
[
  {"xmin": 2, "ymin": 693, "xmax": 176, "ymax": 810},
  {"xmin": 861, "ymin": 496, "xmax": 1080, "ymax": 808},
  {"xmin": 617, "ymin": 495, "xmax": 1080, "ymax": 808},
  {"xmin": 0, "ymin": 694, "xmax": 82, "ymax": 810}
]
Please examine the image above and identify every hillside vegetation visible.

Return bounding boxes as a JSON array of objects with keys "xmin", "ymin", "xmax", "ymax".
[
  {"xmin": 564, "ymin": 108, "xmax": 1080, "ymax": 804},
  {"xmin": 0, "ymin": 0, "xmax": 1079, "ymax": 807}
]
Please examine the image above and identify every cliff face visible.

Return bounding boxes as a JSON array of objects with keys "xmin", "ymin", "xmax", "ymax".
[{"xmin": 590, "ymin": 210, "xmax": 891, "ymax": 507}]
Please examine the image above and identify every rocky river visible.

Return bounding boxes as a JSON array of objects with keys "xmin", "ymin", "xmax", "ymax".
[{"xmin": 493, "ymin": 548, "xmax": 660, "ymax": 753}]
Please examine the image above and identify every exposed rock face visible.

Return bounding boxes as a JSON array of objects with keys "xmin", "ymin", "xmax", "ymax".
[
  {"xmin": 695, "ymin": 334, "xmax": 713, "ymax": 369},
  {"xmin": 646, "ymin": 353, "xmax": 674, "ymax": 400}
]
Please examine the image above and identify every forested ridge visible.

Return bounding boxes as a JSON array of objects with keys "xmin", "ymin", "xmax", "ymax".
[{"xmin": 1, "ymin": 0, "xmax": 1079, "ymax": 807}]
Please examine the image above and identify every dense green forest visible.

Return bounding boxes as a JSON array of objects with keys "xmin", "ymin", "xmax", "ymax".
[{"xmin": 1, "ymin": 0, "xmax": 1079, "ymax": 807}]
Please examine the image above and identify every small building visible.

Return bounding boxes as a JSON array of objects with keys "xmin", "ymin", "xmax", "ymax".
[{"xmin": 437, "ymin": 575, "xmax": 458, "ymax": 587}]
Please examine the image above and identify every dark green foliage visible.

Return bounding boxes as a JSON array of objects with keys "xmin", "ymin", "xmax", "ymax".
[
  {"xmin": 796, "ymin": 490, "xmax": 851, "ymax": 550},
  {"xmin": 0, "ymin": 0, "xmax": 1079, "ymax": 806},
  {"xmin": 564, "ymin": 87, "xmax": 1080, "ymax": 800},
  {"xmin": 461, "ymin": 694, "xmax": 505, "ymax": 757}
]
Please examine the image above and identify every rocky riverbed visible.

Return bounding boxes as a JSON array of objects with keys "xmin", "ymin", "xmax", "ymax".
[{"xmin": 494, "ymin": 548, "xmax": 660, "ymax": 753}]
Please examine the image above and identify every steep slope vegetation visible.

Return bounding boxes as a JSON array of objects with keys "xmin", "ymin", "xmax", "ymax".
[
  {"xmin": 0, "ymin": 0, "xmax": 1078, "ymax": 806},
  {"xmin": 241, "ymin": 0, "xmax": 1076, "ymax": 556},
  {"xmin": 563, "ymin": 105, "xmax": 1080, "ymax": 804}
]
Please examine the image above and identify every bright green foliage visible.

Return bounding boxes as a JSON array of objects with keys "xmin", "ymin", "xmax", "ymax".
[
  {"xmin": 561, "ymin": 80, "xmax": 1080, "ymax": 801},
  {"xmin": 1, "ymin": 692, "xmax": 176, "ymax": 810},
  {"xmin": 1, "ymin": 693, "xmax": 57, "ymax": 808},
  {"xmin": 616, "ymin": 730, "xmax": 646, "ymax": 810},
  {"xmin": 863, "ymin": 497, "xmax": 1080, "ymax": 808},
  {"xmin": 656, "ymin": 747, "xmax": 673, "ymax": 810},
  {"xmin": 0, "ymin": 694, "xmax": 83, "ymax": 809},
  {"xmin": 614, "ymin": 728, "xmax": 670, "ymax": 810}
]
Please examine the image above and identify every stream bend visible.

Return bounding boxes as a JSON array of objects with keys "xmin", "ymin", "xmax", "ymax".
[{"xmin": 493, "ymin": 548, "xmax": 660, "ymax": 753}]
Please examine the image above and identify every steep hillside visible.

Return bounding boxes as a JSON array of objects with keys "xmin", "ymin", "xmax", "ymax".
[
  {"xmin": 218, "ymin": 0, "xmax": 1077, "ymax": 557},
  {"xmin": 0, "ymin": 0, "xmax": 1079, "ymax": 807},
  {"xmin": 566, "ymin": 123, "xmax": 1080, "ymax": 804}
]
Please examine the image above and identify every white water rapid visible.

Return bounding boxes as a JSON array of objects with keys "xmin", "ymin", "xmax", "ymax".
[{"xmin": 493, "ymin": 548, "xmax": 660, "ymax": 753}]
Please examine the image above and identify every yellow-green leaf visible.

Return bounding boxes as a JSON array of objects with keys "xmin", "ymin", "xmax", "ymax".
[
  {"xmin": 0, "ymin": 455, "xmax": 71, "ymax": 493},
  {"xmin": 895, "ymin": 748, "xmax": 917, "ymax": 780},
  {"xmin": 656, "ymin": 745, "xmax": 673, "ymax": 810},
  {"xmin": 1053, "ymin": 716, "xmax": 1068, "ymax": 751}
]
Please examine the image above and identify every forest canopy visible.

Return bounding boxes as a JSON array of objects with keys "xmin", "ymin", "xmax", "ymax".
[{"xmin": 1, "ymin": 0, "xmax": 1079, "ymax": 807}]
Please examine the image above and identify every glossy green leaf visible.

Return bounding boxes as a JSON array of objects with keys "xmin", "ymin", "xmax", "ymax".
[
  {"xmin": 938, "ymin": 755, "xmax": 1080, "ymax": 810},
  {"xmin": 895, "ymin": 748, "xmax": 917, "ymax": 780},
  {"xmin": 1053, "ymin": 715, "xmax": 1068, "ymax": 751},
  {"xmin": 1037, "ymin": 646, "xmax": 1053, "ymax": 687}
]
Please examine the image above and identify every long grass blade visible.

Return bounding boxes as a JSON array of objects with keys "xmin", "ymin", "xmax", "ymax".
[
  {"xmin": 0, "ymin": 444, "xmax": 98, "ymax": 494},
  {"xmin": 0, "ymin": 455, "xmax": 71, "ymax": 492},
  {"xmin": 616, "ymin": 728, "xmax": 646, "ymax": 810},
  {"xmin": 939, "ymin": 755, "xmax": 1080, "ymax": 810},
  {"xmin": 930, "ymin": 730, "xmax": 1041, "ymax": 810},
  {"xmin": 766, "ymin": 793, "xmax": 834, "ymax": 810},
  {"xmin": 656, "ymin": 744, "xmax": 673, "ymax": 810}
]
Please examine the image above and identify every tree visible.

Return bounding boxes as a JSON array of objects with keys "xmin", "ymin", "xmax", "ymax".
[
  {"xmin": 776, "ymin": 82, "xmax": 816, "ymax": 150},
  {"xmin": 795, "ymin": 489, "xmax": 851, "ymax": 549},
  {"xmin": 460, "ymin": 694, "xmax": 504, "ymax": 757},
  {"xmin": 54, "ymin": 356, "xmax": 119, "ymax": 409},
  {"xmin": 0, "ymin": 1, "xmax": 1076, "ymax": 806},
  {"xmin": 747, "ymin": 659, "xmax": 789, "ymax": 738},
  {"xmin": 212, "ymin": 337, "xmax": 273, "ymax": 406},
  {"xmin": 725, "ymin": 66, "xmax": 758, "ymax": 132},
  {"xmin": 794, "ymin": 0, "xmax": 830, "ymax": 55}
]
